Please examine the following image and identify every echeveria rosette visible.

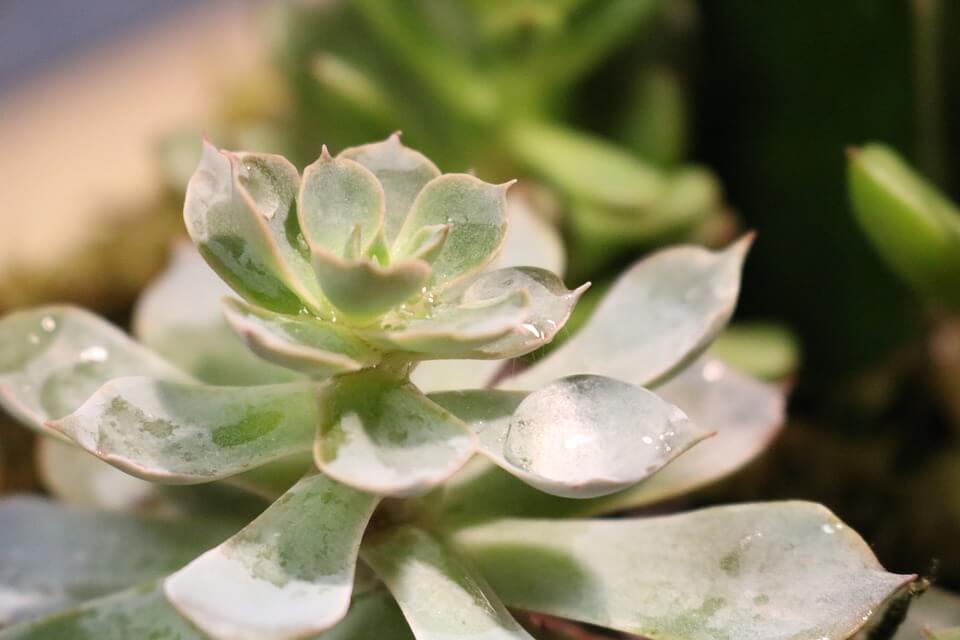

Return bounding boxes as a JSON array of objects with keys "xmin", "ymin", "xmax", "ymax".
[{"xmin": 0, "ymin": 137, "xmax": 915, "ymax": 640}]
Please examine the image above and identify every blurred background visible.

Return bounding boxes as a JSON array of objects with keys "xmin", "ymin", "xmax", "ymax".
[{"xmin": 1, "ymin": 0, "xmax": 959, "ymax": 603}]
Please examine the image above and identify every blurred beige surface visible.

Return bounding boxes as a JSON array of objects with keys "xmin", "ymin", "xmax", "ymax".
[{"xmin": 0, "ymin": 2, "xmax": 262, "ymax": 280}]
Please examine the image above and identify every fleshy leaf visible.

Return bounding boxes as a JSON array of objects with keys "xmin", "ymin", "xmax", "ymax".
[
  {"xmin": 0, "ymin": 306, "xmax": 188, "ymax": 437},
  {"xmin": 393, "ymin": 174, "xmax": 510, "ymax": 286},
  {"xmin": 315, "ymin": 370, "xmax": 476, "ymax": 496},
  {"xmin": 431, "ymin": 376, "xmax": 708, "ymax": 499},
  {"xmin": 36, "ymin": 438, "xmax": 159, "ymax": 511},
  {"xmin": 298, "ymin": 148, "xmax": 384, "ymax": 258},
  {"xmin": 184, "ymin": 142, "xmax": 312, "ymax": 313},
  {"xmin": 453, "ymin": 267, "xmax": 587, "ymax": 358},
  {"xmin": 504, "ymin": 237, "xmax": 750, "ymax": 390},
  {"xmin": 492, "ymin": 188, "xmax": 565, "ymax": 274},
  {"xmin": 585, "ymin": 357, "xmax": 786, "ymax": 514},
  {"xmin": 368, "ymin": 290, "xmax": 530, "ymax": 356},
  {"xmin": 134, "ymin": 244, "xmax": 302, "ymax": 385},
  {"xmin": 222, "ymin": 298, "xmax": 380, "ymax": 377},
  {"xmin": 0, "ymin": 582, "xmax": 205, "ymax": 640},
  {"xmin": 165, "ymin": 472, "xmax": 379, "ymax": 640},
  {"xmin": 891, "ymin": 588, "xmax": 960, "ymax": 640},
  {"xmin": 456, "ymin": 502, "xmax": 915, "ymax": 640},
  {"xmin": 848, "ymin": 143, "xmax": 960, "ymax": 308},
  {"xmin": 339, "ymin": 134, "xmax": 441, "ymax": 243},
  {"xmin": 50, "ymin": 378, "xmax": 319, "ymax": 484},
  {"xmin": 362, "ymin": 527, "xmax": 533, "ymax": 640},
  {"xmin": 0, "ymin": 497, "xmax": 236, "ymax": 625},
  {"xmin": 410, "ymin": 358, "xmax": 503, "ymax": 393},
  {"xmin": 311, "ymin": 250, "xmax": 430, "ymax": 320}
]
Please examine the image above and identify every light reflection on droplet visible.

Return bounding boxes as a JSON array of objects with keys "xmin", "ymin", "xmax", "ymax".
[
  {"xmin": 702, "ymin": 359, "xmax": 726, "ymax": 382},
  {"xmin": 79, "ymin": 346, "xmax": 109, "ymax": 363},
  {"xmin": 40, "ymin": 317, "xmax": 57, "ymax": 332}
]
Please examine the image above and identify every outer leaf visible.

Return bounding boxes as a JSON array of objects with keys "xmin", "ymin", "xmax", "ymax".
[
  {"xmin": 0, "ymin": 584, "xmax": 412, "ymax": 640},
  {"xmin": 393, "ymin": 174, "xmax": 510, "ymax": 286},
  {"xmin": 165, "ymin": 472, "xmax": 379, "ymax": 640},
  {"xmin": 0, "ymin": 497, "xmax": 236, "ymax": 625},
  {"xmin": 362, "ymin": 527, "xmax": 533, "ymax": 640},
  {"xmin": 504, "ymin": 237, "xmax": 750, "ymax": 390},
  {"xmin": 585, "ymin": 357, "xmax": 786, "ymax": 514},
  {"xmin": 298, "ymin": 148, "xmax": 384, "ymax": 257},
  {"xmin": 222, "ymin": 298, "xmax": 380, "ymax": 377},
  {"xmin": 311, "ymin": 250, "xmax": 430, "ymax": 320},
  {"xmin": 848, "ymin": 144, "xmax": 960, "ymax": 308},
  {"xmin": 0, "ymin": 306, "xmax": 188, "ymax": 437},
  {"xmin": 410, "ymin": 358, "xmax": 503, "ymax": 393},
  {"xmin": 134, "ymin": 244, "xmax": 302, "ymax": 385},
  {"xmin": 315, "ymin": 370, "xmax": 476, "ymax": 496},
  {"xmin": 453, "ymin": 267, "xmax": 588, "ymax": 358},
  {"xmin": 368, "ymin": 290, "xmax": 530, "ymax": 357},
  {"xmin": 339, "ymin": 134, "xmax": 441, "ymax": 242},
  {"xmin": 431, "ymin": 376, "xmax": 708, "ymax": 499},
  {"xmin": 492, "ymin": 188, "xmax": 565, "ymax": 275},
  {"xmin": 456, "ymin": 502, "xmax": 915, "ymax": 640},
  {"xmin": 892, "ymin": 588, "xmax": 960, "ymax": 640},
  {"xmin": 36, "ymin": 438, "xmax": 158, "ymax": 511},
  {"xmin": 0, "ymin": 582, "xmax": 204, "ymax": 640},
  {"xmin": 184, "ymin": 142, "xmax": 312, "ymax": 313},
  {"xmin": 50, "ymin": 378, "xmax": 319, "ymax": 484}
]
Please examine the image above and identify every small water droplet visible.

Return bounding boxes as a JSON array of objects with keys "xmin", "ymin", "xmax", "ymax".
[
  {"xmin": 820, "ymin": 522, "xmax": 843, "ymax": 535},
  {"xmin": 40, "ymin": 317, "xmax": 57, "ymax": 332},
  {"xmin": 79, "ymin": 346, "xmax": 109, "ymax": 363},
  {"xmin": 641, "ymin": 436, "xmax": 654, "ymax": 445},
  {"xmin": 702, "ymin": 359, "xmax": 725, "ymax": 382}
]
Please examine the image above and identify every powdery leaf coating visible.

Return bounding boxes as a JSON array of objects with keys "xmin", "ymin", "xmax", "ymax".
[
  {"xmin": 222, "ymin": 298, "xmax": 380, "ymax": 378},
  {"xmin": 0, "ymin": 306, "xmax": 189, "ymax": 437},
  {"xmin": 298, "ymin": 149, "xmax": 385, "ymax": 260},
  {"xmin": 367, "ymin": 290, "xmax": 530, "ymax": 357},
  {"xmin": 394, "ymin": 174, "xmax": 510, "ymax": 287},
  {"xmin": 583, "ymin": 356, "xmax": 785, "ymax": 514},
  {"xmin": 0, "ymin": 582, "xmax": 205, "ymax": 640},
  {"xmin": 455, "ymin": 502, "xmax": 915, "ymax": 640},
  {"xmin": 362, "ymin": 527, "xmax": 533, "ymax": 640},
  {"xmin": 134, "ymin": 243, "xmax": 301, "ymax": 385},
  {"xmin": 315, "ymin": 370, "xmax": 476, "ymax": 497},
  {"xmin": 310, "ymin": 250, "xmax": 430, "ymax": 320},
  {"xmin": 430, "ymin": 375, "xmax": 709, "ymax": 499},
  {"xmin": 165, "ymin": 472, "xmax": 379, "ymax": 640},
  {"xmin": 184, "ymin": 142, "xmax": 310, "ymax": 313},
  {"xmin": 504, "ymin": 237, "xmax": 751, "ymax": 391},
  {"xmin": 339, "ymin": 134, "xmax": 441, "ymax": 243},
  {"xmin": 50, "ymin": 378, "xmax": 319, "ymax": 484},
  {"xmin": 0, "ymin": 497, "xmax": 235, "ymax": 626}
]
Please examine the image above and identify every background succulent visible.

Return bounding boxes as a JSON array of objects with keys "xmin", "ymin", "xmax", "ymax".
[{"xmin": 0, "ymin": 139, "xmax": 912, "ymax": 639}]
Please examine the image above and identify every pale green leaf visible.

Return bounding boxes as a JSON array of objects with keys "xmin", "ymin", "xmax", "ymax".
[
  {"xmin": 339, "ymin": 134, "xmax": 441, "ymax": 243},
  {"xmin": 362, "ymin": 527, "xmax": 533, "ymax": 640},
  {"xmin": 0, "ymin": 582, "xmax": 203, "ymax": 640},
  {"xmin": 315, "ymin": 370, "xmax": 476, "ymax": 496},
  {"xmin": 492, "ymin": 189, "xmax": 565, "ymax": 274},
  {"xmin": 184, "ymin": 142, "xmax": 313, "ymax": 313},
  {"xmin": 50, "ymin": 378, "xmax": 319, "ymax": 484},
  {"xmin": 311, "ymin": 250, "xmax": 430, "ymax": 320},
  {"xmin": 368, "ymin": 290, "xmax": 529, "ymax": 357},
  {"xmin": 0, "ymin": 497, "xmax": 235, "ymax": 625},
  {"xmin": 410, "ymin": 358, "xmax": 503, "ymax": 393},
  {"xmin": 394, "ymin": 174, "xmax": 509, "ymax": 286},
  {"xmin": 431, "ymin": 375, "xmax": 708, "ymax": 499},
  {"xmin": 892, "ymin": 588, "xmax": 960, "ymax": 640},
  {"xmin": 36, "ymin": 438, "xmax": 159, "ymax": 511},
  {"xmin": 452, "ymin": 267, "xmax": 587, "ymax": 359},
  {"xmin": 222, "ymin": 298, "xmax": 379, "ymax": 377},
  {"xmin": 165, "ymin": 472, "xmax": 379, "ymax": 640},
  {"xmin": 309, "ymin": 588, "xmax": 413, "ymax": 640},
  {"xmin": 298, "ymin": 148, "xmax": 384, "ymax": 258},
  {"xmin": 0, "ymin": 307, "xmax": 188, "ymax": 437},
  {"xmin": 504, "ymin": 237, "xmax": 750, "ymax": 390},
  {"xmin": 134, "ymin": 243, "xmax": 303, "ymax": 385},
  {"xmin": 456, "ymin": 502, "xmax": 915, "ymax": 640},
  {"xmin": 583, "ymin": 357, "xmax": 786, "ymax": 514},
  {"xmin": 707, "ymin": 323, "xmax": 799, "ymax": 382}
]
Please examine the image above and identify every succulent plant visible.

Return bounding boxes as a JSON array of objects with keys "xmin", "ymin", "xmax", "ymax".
[{"xmin": 0, "ymin": 137, "xmax": 914, "ymax": 639}]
